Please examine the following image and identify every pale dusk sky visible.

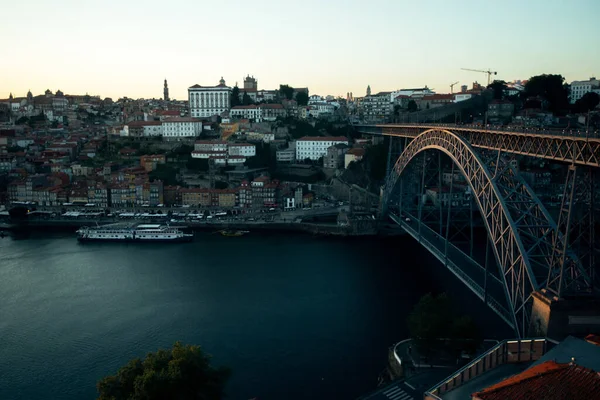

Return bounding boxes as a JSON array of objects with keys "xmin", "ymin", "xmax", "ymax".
[{"xmin": 2, "ymin": 0, "xmax": 599, "ymax": 100}]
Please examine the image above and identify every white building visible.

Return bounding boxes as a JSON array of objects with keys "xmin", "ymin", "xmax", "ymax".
[
  {"xmin": 570, "ymin": 78, "xmax": 600, "ymax": 104},
  {"xmin": 188, "ymin": 77, "xmax": 231, "ymax": 118},
  {"xmin": 191, "ymin": 140, "xmax": 255, "ymax": 165},
  {"xmin": 276, "ymin": 148, "xmax": 296, "ymax": 163},
  {"xmin": 228, "ymin": 143, "xmax": 256, "ymax": 157},
  {"xmin": 162, "ymin": 117, "xmax": 202, "ymax": 138},
  {"xmin": 296, "ymin": 136, "xmax": 349, "ymax": 161},
  {"xmin": 454, "ymin": 93, "xmax": 473, "ymax": 103},
  {"xmin": 230, "ymin": 105, "xmax": 262, "ymax": 121}
]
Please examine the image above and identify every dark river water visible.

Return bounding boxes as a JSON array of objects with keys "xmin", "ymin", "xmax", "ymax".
[{"xmin": 0, "ymin": 230, "xmax": 510, "ymax": 400}]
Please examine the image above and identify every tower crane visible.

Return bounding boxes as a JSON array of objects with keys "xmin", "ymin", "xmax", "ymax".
[
  {"xmin": 461, "ymin": 68, "xmax": 498, "ymax": 86},
  {"xmin": 450, "ymin": 81, "xmax": 459, "ymax": 93}
]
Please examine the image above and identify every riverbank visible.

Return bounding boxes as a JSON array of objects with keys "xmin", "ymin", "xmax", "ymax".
[{"xmin": 0, "ymin": 218, "xmax": 404, "ymax": 237}]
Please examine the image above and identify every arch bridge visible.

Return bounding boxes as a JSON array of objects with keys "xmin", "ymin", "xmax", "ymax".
[{"xmin": 357, "ymin": 124, "xmax": 599, "ymax": 338}]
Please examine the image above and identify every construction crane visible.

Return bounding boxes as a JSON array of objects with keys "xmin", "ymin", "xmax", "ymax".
[
  {"xmin": 461, "ymin": 68, "xmax": 498, "ymax": 86},
  {"xmin": 450, "ymin": 81, "xmax": 459, "ymax": 93}
]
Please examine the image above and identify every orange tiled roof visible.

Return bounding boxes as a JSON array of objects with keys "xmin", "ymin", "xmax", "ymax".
[{"xmin": 472, "ymin": 361, "xmax": 600, "ymax": 400}]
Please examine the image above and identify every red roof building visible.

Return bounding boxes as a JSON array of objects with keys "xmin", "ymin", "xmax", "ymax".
[{"xmin": 472, "ymin": 361, "xmax": 600, "ymax": 400}]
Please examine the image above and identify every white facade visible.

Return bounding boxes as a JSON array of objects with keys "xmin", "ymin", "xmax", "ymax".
[
  {"xmin": 228, "ymin": 143, "xmax": 256, "ymax": 157},
  {"xmin": 230, "ymin": 105, "xmax": 262, "ymax": 121},
  {"xmin": 570, "ymin": 78, "xmax": 600, "ymax": 104},
  {"xmin": 162, "ymin": 118, "xmax": 202, "ymax": 137},
  {"xmin": 276, "ymin": 148, "xmax": 296, "ymax": 163},
  {"xmin": 188, "ymin": 78, "xmax": 231, "ymax": 118},
  {"xmin": 143, "ymin": 124, "xmax": 163, "ymax": 137},
  {"xmin": 454, "ymin": 93, "xmax": 473, "ymax": 103},
  {"xmin": 296, "ymin": 136, "xmax": 349, "ymax": 161}
]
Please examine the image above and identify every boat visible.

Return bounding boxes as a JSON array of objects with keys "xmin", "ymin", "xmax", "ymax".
[
  {"xmin": 218, "ymin": 229, "xmax": 249, "ymax": 237},
  {"xmin": 77, "ymin": 223, "xmax": 194, "ymax": 243}
]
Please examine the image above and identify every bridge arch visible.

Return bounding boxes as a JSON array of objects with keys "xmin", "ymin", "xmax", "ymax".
[{"xmin": 387, "ymin": 129, "xmax": 554, "ymax": 335}]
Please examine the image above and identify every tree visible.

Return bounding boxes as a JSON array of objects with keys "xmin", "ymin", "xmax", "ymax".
[
  {"xmin": 488, "ymin": 80, "xmax": 508, "ymax": 100},
  {"xmin": 242, "ymin": 91, "xmax": 253, "ymax": 106},
  {"xmin": 296, "ymin": 91, "xmax": 309, "ymax": 106},
  {"xmin": 407, "ymin": 293, "xmax": 453, "ymax": 354},
  {"xmin": 15, "ymin": 116, "xmax": 29, "ymax": 125},
  {"xmin": 149, "ymin": 164, "xmax": 179, "ymax": 186},
  {"xmin": 574, "ymin": 92, "xmax": 600, "ymax": 113},
  {"xmin": 279, "ymin": 84, "xmax": 294, "ymax": 100},
  {"xmin": 523, "ymin": 74, "xmax": 570, "ymax": 115},
  {"xmin": 407, "ymin": 100, "xmax": 418, "ymax": 113},
  {"xmin": 230, "ymin": 86, "xmax": 241, "ymax": 107},
  {"xmin": 407, "ymin": 293, "xmax": 482, "ymax": 359},
  {"xmin": 97, "ymin": 342, "xmax": 230, "ymax": 400}
]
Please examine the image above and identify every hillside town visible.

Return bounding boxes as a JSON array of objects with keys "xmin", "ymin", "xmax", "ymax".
[{"xmin": 0, "ymin": 74, "xmax": 598, "ymax": 221}]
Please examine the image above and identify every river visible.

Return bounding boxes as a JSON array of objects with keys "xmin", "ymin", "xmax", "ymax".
[{"xmin": 0, "ymin": 230, "xmax": 510, "ymax": 400}]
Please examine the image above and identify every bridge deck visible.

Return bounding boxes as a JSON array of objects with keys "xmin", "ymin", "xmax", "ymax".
[{"xmin": 357, "ymin": 124, "xmax": 600, "ymax": 167}]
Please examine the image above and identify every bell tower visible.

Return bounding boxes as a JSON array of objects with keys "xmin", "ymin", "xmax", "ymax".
[{"xmin": 163, "ymin": 79, "xmax": 169, "ymax": 101}]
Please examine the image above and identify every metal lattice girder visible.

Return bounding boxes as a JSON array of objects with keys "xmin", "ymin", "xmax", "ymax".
[
  {"xmin": 387, "ymin": 129, "xmax": 566, "ymax": 337},
  {"xmin": 357, "ymin": 124, "xmax": 600, "ymax": 167},
  {"xmin": 547, "ymin": 166, "xmax": 596, "ymax": 297}
]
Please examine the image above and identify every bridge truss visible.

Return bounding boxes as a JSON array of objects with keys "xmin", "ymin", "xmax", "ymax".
[{"xmin": 367, "ymin": 126, "xmax": 598, "ymax": 337}]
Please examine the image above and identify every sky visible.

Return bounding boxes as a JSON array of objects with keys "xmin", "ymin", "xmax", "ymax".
[{"xmin": 2, "ymin": 0, "xmax": 599, "ymax": 100}]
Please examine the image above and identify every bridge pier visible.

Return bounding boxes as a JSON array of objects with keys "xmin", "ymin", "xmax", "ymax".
[{"xmin": 529, "ymin": 289, "xmax": 600, "ymax": 341}]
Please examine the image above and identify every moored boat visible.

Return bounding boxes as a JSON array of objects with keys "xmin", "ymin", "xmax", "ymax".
[
  {"xmin": 77, "ymin": 223, "xmax": 193, "ymax": 243},
  {"xmin": 218, "ymin": 229, "xmax": 249, "ymax": 237}
]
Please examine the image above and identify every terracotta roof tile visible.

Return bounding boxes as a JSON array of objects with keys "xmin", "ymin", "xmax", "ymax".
[{"xmin": 473, "ymin": 361, "xmax": 600, "ymax": 400}]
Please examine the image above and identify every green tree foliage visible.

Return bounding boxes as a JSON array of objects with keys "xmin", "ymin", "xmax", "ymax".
[
  {"xmin": 296, "ymin": 91, "xmax": 309, "ymax": 106},
  {"xmin": 15, "ymin": 116, "xmax": 29, "ymax": 125},
  {"xmin": 245, "ymin": 143, "xmax": 275, "ymax": 171},
  {"xmin": 149, "ymin": 164, "xmax": 179, "ymax": 186},
  {"xmin": 574, "ymin": 92, "xmax": 600, "ymax": 113},
  {"xmin": 242, "ymin": 91, "xmax": 254, "ymax": 106},
  {"xmin": 230, "ymin": 86, "xmax": 241, "ymax": 107},
  {"xmin": 279, "ymin": 84, "xmax": 294, "ymax": 100},
  {"xmin": 365, "ymin": 143, "xmax": 387, "ymax": 182},
  {"xmin": 187, "ymin": 157, "xmax": 209, "ymax": 171},
  {"xmin": 408, "ymin": 293, "xmax": 481, "ymax": 358},
  {"xmin": 523, "ymin": 74, "xmax": 570, "ymax": 115},
  {"xmin": 488, "ymin": 80, "xmax": 508, "ymax": 100},
  {"xmin": 407, "ymin": 100, "xmax": 418, "ymax": 113},
  {"xmin": 97, "ymin": 342, "xmax": 230, "ymax": 400}
]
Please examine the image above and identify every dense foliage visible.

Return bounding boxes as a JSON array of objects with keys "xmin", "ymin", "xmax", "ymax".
[
  {"xmin": 97, "ymin": 342, "xmax": 230, "ymax": 400},
  {"xmin": 407, "ymin": 293, "xmax": 481, "ymax": 358}
]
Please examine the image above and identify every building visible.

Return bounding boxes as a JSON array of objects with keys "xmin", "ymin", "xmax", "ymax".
[
  {"xmin": 140, "ymin": 154, "xmax": 166, "ymax": 172},
  {"xmin": 230, "ymin": 104, "xmax": 286, "ymax": 122},
  {"xmin": 420, "ymin": 94, "xmax": 455, "ymax": 109},
  {"xmin": 359, "ymin": 92, "xmax": 393, "ymax": 121},
  {"xmin": 323, "ymin": 144, "xmax": 348, "ymax": 169},
  {"xmin": 276, "ymin": 148, "xmax": 296, "ymax": 163},
  {"xmin": 250, "ymin": 176, "xmax": 278, "ymax": 208},
  {"xmin": 472, "ymin": 360, "xmax": 600, "ymax": 400},
  {"xmin": 227, "ymin": 143, "xmax": 256, "ymax": 158},
  {"xmin": 296, "ymin": 136, "xmax": 349, "ymax": 161},
  {"xmin": 230, "ymin": 105, "xmax": 262, "ymax": 121},
  {"xmin": 487, "ymin": 100, "xmax": 515, "ymax": 121},
  {"xmin": 191, "ymin": 140, "xmax": 255, "ymax": 166},
  {"xmin": 570, "ymin": 77, "xmax": 600, "ymax": 104},
  {"xmin": 126, "ymin": 121, "xmax": 163, "ymax": 137},
  {"xmin": 344, "ymin": 147, "xmax": 365, "ymax": 168},
  {"xmin": 188, "ymin": 77, "xmax": 231, "ymax": 118},
  {"xmin": 162, "ymin": 117, "xmax": 202, "ymax": 138},
  {"xmin": 163, "ymin": 79, "xmax": 169, "ymax": 101}
]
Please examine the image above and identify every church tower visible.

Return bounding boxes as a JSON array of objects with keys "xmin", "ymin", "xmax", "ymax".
[
  {"xmin": 163, "ymin": 79, "xmax": 169, "ymax": 101},
  {"xmin": 366, "ymin": 85, "xmax": 371, "ymax": 96}
]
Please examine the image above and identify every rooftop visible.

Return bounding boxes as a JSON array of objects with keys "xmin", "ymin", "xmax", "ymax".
[
  {"xmin": 297, "ymin": 136, "xmax": 348, "ymax": 142},
  {"xmin": 472, "ymin": 361, "xmax": 600, "ymax": 400}
]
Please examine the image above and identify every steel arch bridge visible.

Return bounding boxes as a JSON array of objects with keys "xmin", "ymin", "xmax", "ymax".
[{"xmin": 357, "ymin": 124, "xmax": 598, "ymax": 337}]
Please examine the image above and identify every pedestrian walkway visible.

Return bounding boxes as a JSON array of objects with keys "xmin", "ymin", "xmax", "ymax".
[
  {"xmin": 358, "ymin": 381, "xmax": 416, "ymax": 400},
  {"xmin": 381, "ymin": 384, "xmax": 413, "ymax": 400}
]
